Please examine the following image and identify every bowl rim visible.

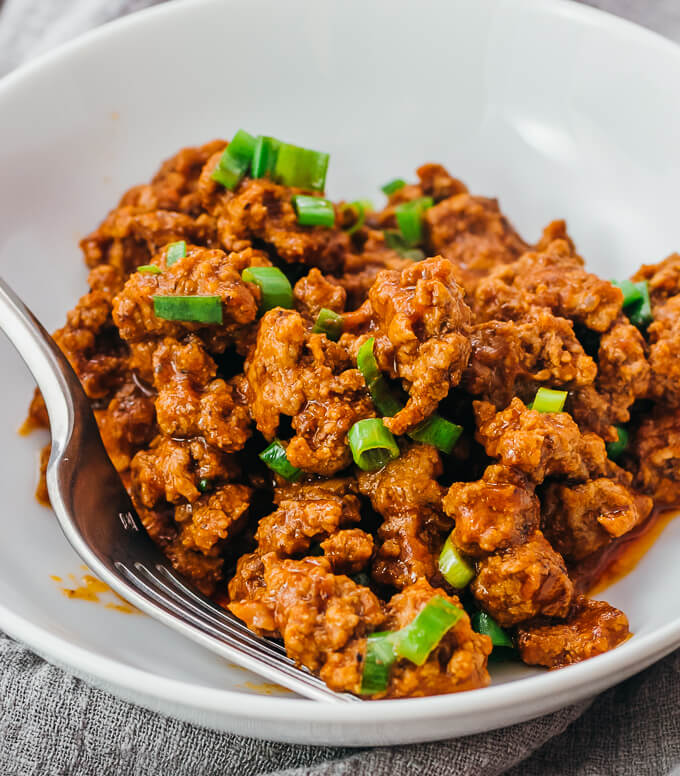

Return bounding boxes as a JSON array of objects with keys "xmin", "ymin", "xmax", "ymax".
[{"xmin": 1, "ymin": 0, "xmax": 680, "ymax": 723}]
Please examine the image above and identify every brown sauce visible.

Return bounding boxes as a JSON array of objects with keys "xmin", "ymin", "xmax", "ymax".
[
  {"xmin": 52, "ymin": 569, "xmax": 140, "ymax": 614},
  {"xmin": 573, "ymin": 505, "xmax": 680, "ymax": 596}
]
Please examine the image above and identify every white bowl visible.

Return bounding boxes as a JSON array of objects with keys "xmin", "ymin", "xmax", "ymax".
[{"xmin": 0, "ymin": 0, "xmax": 679, "ymax": 747}]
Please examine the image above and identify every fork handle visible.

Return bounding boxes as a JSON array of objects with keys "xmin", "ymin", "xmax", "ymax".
[{"xmin": 0, "ymin": 277, "xmax": 80, "ymax": 450}]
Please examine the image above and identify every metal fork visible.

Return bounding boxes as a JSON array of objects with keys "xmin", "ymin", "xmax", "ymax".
[{"xmin": 0, "ymin": 278, "xmax": 359, "ymax": 703}]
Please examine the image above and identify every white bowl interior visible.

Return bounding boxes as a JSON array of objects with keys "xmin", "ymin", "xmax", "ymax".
[{"xmin": 0, "ymin": 0, "xmax": 679, "ymax": 745}]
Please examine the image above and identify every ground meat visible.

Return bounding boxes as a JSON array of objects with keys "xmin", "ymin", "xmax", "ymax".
[
  {"xmin": 463, "ymin": 310, "xmax": 596, "ymax": 409},
  {"xmin": 633, "ymin": 253, "xmax": 680, "ymax": 306},
  {"xmin": 53, "ymin": 265, "xmax": 127, "ymax": 400},
  {"xmin": 152, "ymin": 337, "xmax": 251, "ymax": 452},
  {"xmin": 542, "ymin": 477, "xmax": 653, "ymax": 561},
  {"xmin": 357, "ymin": 444, "xmax": 448, "ymax": 589},
  {"xmin": 254, "ymin": 490, "xmax": 361, "ymax": 556},
  {"xmin": 368, "ymin": 257, "xmax": 472, "ymax": 434},
  {"xmin": 646, "ymin": 295, "xmax": 680, "ymax": 407},
  {"xmin": 596, "ymin": 317, "xmax": 650, "ymax": 423},
  {"xmin": 228, "ymin": 555, "xmax": 385, "ymax": 683},
  {"xmin": 517, "ymin": 596, "xmax": 630, "ymax": 668},
  {"xmin": 96, "ymin": 381, "xmax": 156, "ymax": 471},
  {"xmin": 174, "ymin": 483, "xmax": 251, "ymax": 555},
  {"xmin": 443, "ymin": 465, "xmax": 540, "ymax": 557},
  {"xmin": 112, "ymin": 245, "xmax": 262, "ymax": 351},
  {"xmin": 471, "ymin": 531, "xmax": 574, "ymax": 627},
  {"xmin": 425, "ymin": 194, "xmax": 528, "ymax": 293},
  {"xmin": 475, "ymin": 239, "xmax": 622, "ymax": 332},
  {"xmin": 371, "ymin": 579, "xmax": 492, "ymax": 699},
  {"xmin": 629, "ymin": 407, "xmax": 680, "ymax": 505},
  {"xmin": 293, "ymin": 267, "xmax": 346, "ymax": 319},
  {"xmin": 243, "ymin": 308, "xmax": 374, "ymax": 475},
  {"xmin": 475, "ymin": 398, "xmax": 608, "ymax": 483},
  {"xmin": 321, "ymin": 529, "xmax": 374, "ymax": 574},
  {"xmin": 211, "ymin": 178, "xmax": 350, "ymax": 274}
]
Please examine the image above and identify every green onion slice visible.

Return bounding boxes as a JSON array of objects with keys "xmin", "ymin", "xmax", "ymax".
[
  {"xmin": 137, "ymin": 264, "xmax": 161, "ymax": 275},
  {"xmin": 360, "ymin": 632, "xmax": 396, "ymax": 695},
  {"xmin": 381, "ymin": 178, "xmax": 406, "ymax": 196},
  {"xmin": 153, "ymin": 295, "xmax": 223, "ymax": 324},
  {"xmin": 241, "ymin": 266, "xmax": 293, "ymax": 312},
  {"xmin": 357, "ymin": 337, "xmax": 382, "ymax": 386},
  {"xmin": 611, "ymin": 279, "xmax": 643, "ymax": 308},
  {"xmin": 394, "ymin": 196, "xmax": 433, "ymax": 246},
  {"xmin": 391, "ymin": 596, "xmax": 463, "ymax": 666},
  {"xmin": 409, "ymin": 415, "xmax": 463, "ymax": 456},
  {"xmin": 606, "ymin": 425, "xmax": 629, "ymax": 460},
  {"xmin": 166, "ymin": 240, "xmax": 187, "ymax": 267},
  {"xmin": 340, "ymin": 200, "xmax": 372, "ymax": 234},
  {"xmin": 348, "ymin": 418, "xmax": 400, "ymax": 471},
  {"xmin": 629, "ymin": 281, "xmax": 653, "ymax": 328},
  {"xmin": 293, "ymin": 195, "xmax": 335, "ymax": 227},
  {"xmin": 471, "ymin": 611, "xmax": 513, "ymax": 649},
  {"xmin": 384, "ymin": 229, "xmax": 426, "ymax": 260},
  {"xmin": 438, "ymin": 536, "xmax": 475, "ymax": 589},
  {"xmin": 212, "ymin": 129, "xmax": 256, "ymax": 190},
  {"xmin": 197, "ymin": 478, "xmax": 211, "ymax": 493},
  {"xmin": 259, "ymin": 439, "xmax": 302, "ymax": 482},
  {"xmin": 251, "ymin": 135, "xmax": 280, "ymax": 179},
  {"xmin": 312, "ymin": 308, "xmax": 343, "ymax": 341},
  {"xmin": 531, "ymin": 387, "xmax": 568, "ymax": 413},
  {"xmin": 273, "ymin": 142, "xmax": 329, "ymax": 192}
]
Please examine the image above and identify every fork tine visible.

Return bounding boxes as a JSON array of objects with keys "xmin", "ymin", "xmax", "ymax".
[{"xmin": 115, "ymin": 561, "xmax": 361, "ymax": 703}]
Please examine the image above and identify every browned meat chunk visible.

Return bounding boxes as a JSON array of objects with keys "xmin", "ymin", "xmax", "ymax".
[
  {"xmin": 475, "ymin": 398, "xmax": 608, "ymax": 483},
  {"xmin": 368, "ymin": 257, "xmax": 472, "ymax": 434},
  {"xmin": 630, "ymin": 407, "xmax": 680, "ymax": 505},
  {"xmin": 357, "ymin": 444, "xmax": 448, "ymax": 588},
  {"xmin": 443, "ymin": 465, "xmax": 540, "ymax": 557},
  {"xmin": 321, "ymin": 529, "xmax": 374, "ymax": 574},
  {"xmin": 293, "ymin": 267, "xmax": 346, "ymax": 319},
  {"xmin": 97, "ymin": 381, "xmax": 156, "ymax": 472},
  {"xmin": 243, "ymin": 308, "xmax": 373, "ymax": 475},
  {"xmin": 647, "ymin": 295, "xmax": 680, "ymax": 407},
  {"xmin": 517, "ymin": 596, "xmax": 630, "ymax": 668},
  {"xmin": 174, "ymin": 483, "xmax": 251, "ymax": 555},
  {"xmin": 112, "ymin": 245, "xmax": 262, "ymax": 351},
  {"xmin": 542, "ymin": 477, "xmax": 652, "ymax": 561},
  {"xmin": 471, "ymin": 531, "xmax": 574, "ymax": 626},
  {"xmin": 425, "ymin": 194, "xmax": 528, "ymax": 293},
  {"xmin": 476, "ymin": 240, "xmax": 622, "ymax": 332},
  {"xmin": 633, "ymin": 253, "xmax": 680, "ymax": 306}
]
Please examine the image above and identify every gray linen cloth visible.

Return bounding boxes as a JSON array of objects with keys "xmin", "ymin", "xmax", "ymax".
[{"xmin": 1, "ymin": 1, "xmax": 680, "ymax": 773}]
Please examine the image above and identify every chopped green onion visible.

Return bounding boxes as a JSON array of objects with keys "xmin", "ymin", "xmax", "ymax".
[
  {"xmin": 251, "ymin": 135, "xmax": 280, "ymax": 178},
  {"xmin": 241, "ymin": 266, "xmax": 293, "ymax": 312},
  {"xmin": 197, "ymin": 478, "xmax": 211, "ymax": 493},
  {"xmin": 438, "ymin": 536, "xmax": 475, "ymax": 588},
  {"xmin": 384, "ymin": 230, "xmax": 426, "ymax": 260},
  {"xmin": 153, "ymin": 295, "xmax": 223, "ymax": 324},
  {"xmin": 391, "ymin": 596, "xmax": 462, "ymax": 666},
  {"xmin": 293, "ymin": 195, "xmax": 335, "ymax": 227},
  {"xmin": 381, "ymin": 178, "xmax": 406, "ymax": 196},
  {"xmin": 394, "ymin": 197, "xmax": 434, "ymax": 246},
  {"xmin": 348, "ymin": 418, "xmax": 399, "ymax": 471},
  {"xmin": 628, "ymin": 281, "xmax": 653, "ymax": 328},
  {"xmin": 471, "ymin": 611, "xmax": 513, "ymax": 649},
  {"xmin": 212, "ymin": 129, "xmax": 256, "ymax": 190},
  {"xmin": 531, "ymin": 387, "xmax": 568, "ymax": 413},
  {"xmin": 606, "ymin": 426, "xmax": 629, "ymax": 460},
  {"xmin": 166, "ymin": 240, "xmax": 187, "ymax": 267},
  {"xmin": 357, "ymin": 337, "xmax": 382, "ymax": 386},
  {"xmin": 259, "ymin": 439, "xmax": 302, "ymax": 482},
  {"xmin": 273, "ymin": 142, "xmax": 329, "ymax": 192},
  {"xmin": 409, "ymin": 415, "xmax": 463, "ymax": 455},
  {"xmin": 360, "ymin": 632, "xmax": 396, "ymax": 695},
  {"xmin": 137, "ymin": 264, "xmax": 161, "ymax": 275},
  {"xmin": 312, "ymin": 308, "xmax": 343, "ymax": 341},
  {"xmin": 611, "ymin": 279, "xmax": 643, "ymax": 308},
  {"xmin": 341, "ymin": 200, "xmax": 372, "ymax": 234},
  {"xmin": 351, "ymin": 571, "xmax": 372, "ymax": 588}
]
